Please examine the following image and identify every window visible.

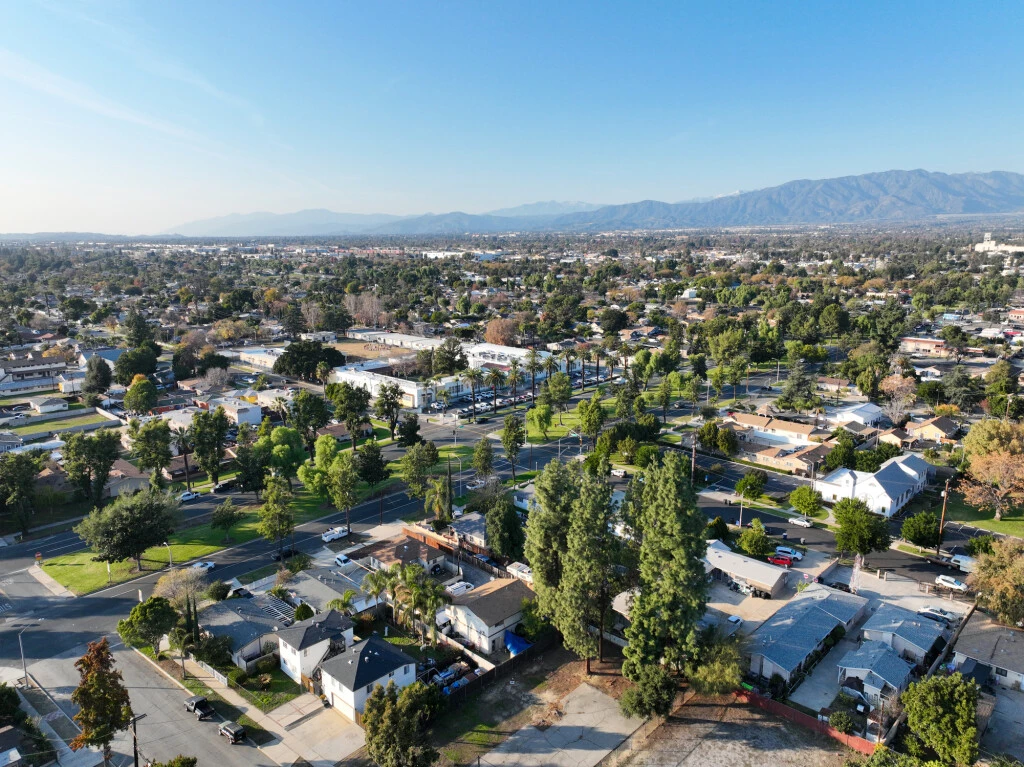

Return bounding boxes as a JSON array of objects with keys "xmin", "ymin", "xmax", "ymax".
[
  {"xmin": 995, "ymin": 667, "xmax": 1008, "ymax": 677},
  {"xmin": 389, "ymin": 671, "xmax": 394, "ymax": 678},
  {"xmin": 366, "ymin": 684, "xmax": 373, "ymax": 693},
  {"xmin": 404, "ymin": 665, "xmax": 410, "ymax": 674}
]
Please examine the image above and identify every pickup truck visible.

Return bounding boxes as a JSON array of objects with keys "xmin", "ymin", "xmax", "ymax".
[{"xmin": 184, "ymin": 695, "xmax": 216, "ymax": 721}]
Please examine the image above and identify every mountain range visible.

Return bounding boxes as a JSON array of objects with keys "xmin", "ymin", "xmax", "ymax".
[{"xmin": 154, "ymin": 169, "xmax": 1024, "ymax": 237}]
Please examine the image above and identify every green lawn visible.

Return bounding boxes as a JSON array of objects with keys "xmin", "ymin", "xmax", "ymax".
[
  {"xmin": 225, "ymin": 666, "xmax": 302, "ymax": 713},
  {"xmin": 12, "ymin": 413, "xmax": 113, "ymax": 435},
  {"xmin": 0, "ymin": 498, "xmax": 92, "ymax": 537},
  {"xmin": 520, "ymin": 400, "xmax": 613, "ymax": 444},
  {"xmin": 936, "ymin": 491, "xmax": 1024, "ymax": 538},
  {"xmin": 42, "ymin": 490, "xmax": 334, "ymax": 594}
]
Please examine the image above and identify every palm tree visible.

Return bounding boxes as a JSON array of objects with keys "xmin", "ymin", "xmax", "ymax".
[
  {"xmin": 363, "ymin": 567, "xmax": 396, "ymax": 621},
  {"xmin": 593, "ymin": 346, "xmax": 606, "ymax": 384},
  {"xmin": 485, "ymin": 368, "xmax": 506, "ymax": 413},
  {"xmin": 439, "ymin": 388, "xmax": 450, "ymax": 413},
  {"xmin": 394, "ymin": 563, "xmax": 425, "ymax": 628},
  {"xmin": 316, "ymin": 361, "xmax": 333, "ymax": 387},
  {"xmin": 619, "ymin": 343, "xmax": 633, "ymax": 377},
  {"xmin": 272, "ymin": 396, "xmax": 290, "ymax": 425},
  {"xmin": 461, "ymin": 368, "xmax": 483, "ymax": 422},
  {"xmin": 524, "ymin": 349, "xmax": 542, "ymax": 398},
  {"xmin": 170, "ymin": 426, "xmax": 194, "ymax": 491},
  {"xmin": 562, "ymin": 348, "xmax": 577, "ymax": 383},
  {"xmin": 325, "ymin": 589, "xmax": 359, "ymax": 616},
  {"xmin": 579, "ymin": 347, "xmax": 593, "ymax": 391},
  {"xmin": 542, "ymin": 353, "xmax": 559, "ymax": 382},
  {"xmin": 507, "ymin": 360, "xmax": 523, "ymax": 408},
  {"xmin": 424, "ymin": 476, "xmax": 452, "ymax": 525},
  {"xmin": 412, "ymin": 580, "xmax": 451, "ymax": 644}
]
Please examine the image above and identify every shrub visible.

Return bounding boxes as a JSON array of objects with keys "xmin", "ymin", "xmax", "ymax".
[
  {"xmin": 261, "ymin": 641, "xmax": 278, "ymax": 657},
  {"xmin": 268, "ymin": 584, "xmax": 289, "ymax": 600},
  {"xmin": 206, "ymin": 581, "xmax": 230, "ymax": 601},
  {"xmin": 634, "ymin": 445, "xmax": 660, "ymax": 468},
  {"xmin": 828, "ymin": 710, "xmax": 854, "ymax": 734},
  {"xmin": 256, "ymin": 657, "xmax": 277, "ymax": 675},
  {"xmin": 703, "ymin": 516, "xmax": 729, "ymax": 542},
  {"xmin": 227, "ymin": 668, "xmax": 248, "ymax": 686},
  {"xmin": 293, "ymin": 603, "xmax": 314, "ymax": 621},
  {"xmin": 286, "ymin": 553, "xmax": 312, "ymax": 574},
  {"xmin": 966, "ymin": 534, "xmax": 995, "ymax": 557},
  {"xmin": 767, "ymin": 673, "xmax": 786, "ymax": 699}
]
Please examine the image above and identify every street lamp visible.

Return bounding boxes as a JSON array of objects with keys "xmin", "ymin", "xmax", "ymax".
[
  {"xmin": 455, "ymin": 458, "xmax": 463, "ymax": 496},
  {"xmin": 17, "ymin": 622, "xmax": 41, "ymax": 685},
  {"xmin": 163, "ymin": 542, "xmax": 172, "ymax": 568}
]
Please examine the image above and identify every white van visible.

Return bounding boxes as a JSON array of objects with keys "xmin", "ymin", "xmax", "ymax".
[
  {"xmin": 445, "ymin": 581, "xmax": 475, "ymax": 597},
  {"xmin": 435, "ymin": 609, "xmax": 453, "ymax": 635},
  {"xmin": 950, "ymin": 554, "xmax": 976, "ymax": 573}
]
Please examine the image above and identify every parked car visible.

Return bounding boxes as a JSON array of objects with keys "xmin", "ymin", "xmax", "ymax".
[
  {"xmin": 949, "ymin": 554, "xmax": 977, "ymax": 574},
  {"xmin": 430, "ymin": 564, "xmax": 445, "ymax": 576},
  {"xmin": 334, "ymin": 553, "xmax": 351, "ymax": 566},
  {"xmin": 321, "ymin": 526, "xmax": 348, "ymax": 543},
  {"xmin": 935, "ymin": 574, "xmax": 969, "ymax": 593},
  {"xmin": 178, "ymin": 491, "xmax": 201, "ymax": 503},
  {"xmin": 190, "ymin": 561, "xmax": 216, "ymax": 572},
  {"xmin": 790, "ymin": 516, "xmax": 814, "ymax": 528},
  {"xmin": 727, "ymin": 615, "xmax": 742, "ymax": 626},
  {"xmin": 271, "ymin": 547, "xmax": 299, "ymax": 562},
  {"xmin": 213, "ymin": 479, "xmax": 237, "ymax": 494},
  {"xmin": 466, "ymin": 479, "xmax": 486, "ymax": 491},
  {"xmin": 184, "ymin": 695, "xmax": 215, "ymax": 721},
  {"xmin": 917, "ymin": 606, "xmax": 956, "ymax": 626},
  {"xmin": 774, "ymin": 546, "xmax": 803, "ymax": 561},
  {"xmin": 827, "ymin": 581, "xmax": 853, "ymax": 593},
  {"xmin": 767, "ymin": 555, "xmax": 793, "ymax": 567},
  {"xmin": 219, "ymin": 721, "xmax": 245, "ymax": 744}
]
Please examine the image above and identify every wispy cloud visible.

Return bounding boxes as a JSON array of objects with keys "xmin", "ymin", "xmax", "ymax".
[{"xmin": 0, "ymin": 47, "xmax": 201, "ymax": 142}]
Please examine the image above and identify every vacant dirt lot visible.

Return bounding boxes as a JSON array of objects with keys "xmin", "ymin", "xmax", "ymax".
[
  {"xmin": 330, "ymin": 339, "xmax": 402, "ymax": 360},
  {"xmin": 622, "ymin": 694, "xmax": 852, "ymax": 767}
]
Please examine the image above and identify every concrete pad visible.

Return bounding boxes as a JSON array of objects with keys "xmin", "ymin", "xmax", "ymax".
[
  {"xmin": 288, "ymin": 708, "xmax": 365, "ymax": 766},
  {"xmin": 982, "ymin": 688, "xmax": 1024, "ymax": 762},
  {"xmin": 706, "ymin": 581, "xmax": 788, "ymax": 628},
  {"xmin": 484, "ymin": 683, "xmax": 642, "ymax": 767},
  {"xmin": 789, "ymin": 638, "xmax": 859, "ymax": 714},
  {"xmin": 266, "ymin": 692, "xmax": 324, "ymax": 727}
]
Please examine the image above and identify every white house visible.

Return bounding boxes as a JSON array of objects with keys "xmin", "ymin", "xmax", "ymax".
[
  {"xmin": 448, "ymin": 578, "xmax": 534, "ymax": 654},
  {"xmin": 0, "ymin": 432, "xmax": 23, "ymax": 453},
  {"xmin": 319, "ymin": 636, "xmax": 416, "ymax": 722},
  {"xmin": 238, "ymin": 346, "xmax": 287, "ymax": 371},
  {"xmin": 255, "ymin": 388, "xmax": 295, "ymax": 409},
  {"xmin": 210, "ymin": 396, "xmax": 262, "ymax": 426},
  {"xmin": 828, "ymin": 403, "xmax": 885, "ymax": 427},
  {"xmin": 26, "ymin": 396, "xmax": 68, "ymax": 414},
  {"xmin": 276, "ymin": 610, "xmax": 355, "ymax": 686},
  {"xmin": 815, "ymin": 454, "xmax": 932, "ymax": 518},
  {"xmin": 299, "ymin": 331, "xmax": 337, "ymax": 343},
  {"xmin": 860, "ymin": 603, "xmax": 944, "ymax": 664},
  {"xmin": 159, "ymin": 406, "xmax": 202, "ymax": 431}
]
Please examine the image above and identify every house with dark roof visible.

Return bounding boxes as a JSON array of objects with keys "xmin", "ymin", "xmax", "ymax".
[
  {"xmin": 448, "ymin": 578, "xmax": 534, "ymax": 654},
  {"xmin": 953, "ymin": 612, "xmax": 1024, "ymax": 690},
  {"xmin": 748, "ymin": 584, "xmax": 868, "ymax": 683},
  {"xmin": 319, "ymin": 636, "xmax": 416, "ymax": 722},
  {"xmin": 363, "ymin": 535, "xmax": 445, "ymax": 572},
  {"xmin": 837, "ymin": 640, "xmax": 914, "ymax": 706},
  {"xmin": 861, "ymin": 603, "xmax": 945, "ymax": 665},
  {"xmin": 276, "ymin": 610, "xmax": 354, "ymax": 686},
  {"xmin": 200, "ymin": 595, "xmax": 292, "ymax": 669}
]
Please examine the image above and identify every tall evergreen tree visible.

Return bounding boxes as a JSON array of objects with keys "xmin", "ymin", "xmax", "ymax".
[{"xmin": 524, "ymin": 460, "xmax": 577, "ymax": 616}]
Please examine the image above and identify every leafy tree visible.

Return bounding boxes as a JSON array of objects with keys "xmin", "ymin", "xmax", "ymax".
[
  {"xmin": 901, "ymin": 673, "xmax": 978, "ymax": 766},
  {"xmin": 619, "ymin": 664, "xmax": 677, "ymax": 718},
  {"xmin": 789, "ymin": 485, "xmax": 823, "ymax": 519},
  {"xmin": 148, "ymin": 757, "xmax": 198, "ymax": 767},
  {"xmin": 969, "ymin": 538, "xmax": 1024, "ymax": 626},
  {"xmin": 400, "ymin": 441, "xmax": 436, "ymax": 499},
  {"xmin": 738, "ymin": 518, "xmax": 773, "ymax": 558},
  {"xmin": 432, "ymin": 337, "xmax": 466, "ymax": 376},
  {"xmin": 486, "ymin": 493, "xmax": 525, "ymax": 561},
  {"xmin": 326, "ymin": 381, "xmax": 372, "ymax": 451},
  {"xmin": 191, "ymin": 406, "xmax": 230, "ymax": 485},
  {"xmin": 624, "ymin": 452, "xmax": 708, "ymax": 678},
  {"xmin": 963, "ymin": 420, "xmax": 1024, "ymax": 459},
  {"xmin": 965, "ymin": 534, "xmax": 995, "ymax": 557},
  {"xmin": 901, "ymin": 511, "xmax": 940, "ymax": 549},
  {"xmin": 128, "ymin": 418, "xmax": 172, "ymax": 481},
  {"xmin": 943, "ymin": 364, "xmax": 980, "ymax": 411},
  {"xmin": 154, "ymin": 567, "xmax": 209, "ymax": 612},
  {"xmin": 529, "ymin": 404, "xmax": 553, "ymax": 439},
  {"xmin": 75, "ymin": 489, "xmax": 179, "ymax": 571},
  {"xmin": 525, "ymin": 460, "xmax": 577, "ymax": 616},
  {"xmin": 375, "ymin": 382, "xmax": 404, "ymax": 439},
  {"xmin": 962, "ymin": 451, "xmax": 1024, "ymax": 521},
  {"xmin": 257, "ymin": 476, "xmax": 294, "ymax": 559},
  {"xmin": 293, "ymin": 603, "xmax": 314, "ymax": 621},
  {"xmin": 685, "ymin": 631, "xmax": 742, "ymax": 695},
  {"xmin": 396, "ymin": 413, "xmax": 422, "ymax": 447},
  {"xmin": 290, "ymin": 390, "xmax": 330, "ymax": 455},
  {"xmin": 618, "ymin": 436, "xmax": 638, "ymax": 464},
  {"xmin": 828, "ymin": 710, "xmax": 854, "ymax": 734},
  {"xmin": 255, "ymin": 426, "xmax": 306, "ymax": 487},
  {"xmin": 553, "ymin": 471, "xmax": 616, "ymax": 672},
  {"xmin": 297, "ymin": 434, "xmax": 340, "ymax": 498},
  {"xmin": 599, "ymin": 308, "xmax": 629, "ymax": 334},
  {"xmin": 635, "ymin": 444, "xmax": 660, "ymax": 468},
  {"xmin": 70, "ymin": 638, "xmax": 133, "ymax": 760},
  {"xmin": 0, "ymin": 452, "xmax": 40, "ymax": 534},
  {"xmin": 272, "ymin": 340, "xmax": 345, "ymax": 380},
  {"xmin": 327, "ymin": 450, "xmax": 359, "ymax": 534},
  {"xmin": 716, "ymin": 428, "xmax": 738, "ymax": 456},
  {"xmin": 82, "ymin": 355, "xmax": 112, "ymax": 394},
  {"xmin": 235, "ymin": 438, "xmax": 271, "ymax": 499},
  {"xmin": 117, "ymin": 596, "xmax": 178, "ymax": 651},
  {"xmin": 123, "ymin": 376, "xmax": 158, "ymax": 415},
  {"xmin": 472, "ymin": 437, "xmax": 494, "ymax": 477},
  {"xmin": 211, "ymin": 498, "xmax": 245, "ymax": 543},
  {"xmin": 777, "ymin": 358, "xmax": 818, "ymax": 412},
  {"xmin": 501, "ymin": 414, "xmax": 526, "ymax": 480},
  {"xmin": 939, "ymin": 325, "xmax": 970, "ymax": 363},
  {"xmin": 121, "ymin": 308, "xmax": 152, "ymax": 347},
  {"xmin": 833, "ymin": 498, "xmax": 891, "ymax": 557},
  {"xmin": 735, "ymin": 469, "xmax": 767, "ymax": 502},
  {"xmin": 363, "ymin": 681, "xmax": 438, "ymax": 767},
  {"xmin": 704, "ymin": 516, "xmax": 729, "ymax": 541},
  {"xmin": 697, "ymin": 420, "xmax": 720, "ymax": 450},
  {"xmin": 356, "ymin": 440, "xmax": 391, "ymax": 493},
  {"xmin": 114, "ymin": 344, "xmax": 158, "ymax": 385},
  {"xmin": 547, "ymin": 372, "xmax": 572, "ymax": 425},
  {"xmin": 63, "ymin": 430, "xmax": 121, "ymax": 506}
]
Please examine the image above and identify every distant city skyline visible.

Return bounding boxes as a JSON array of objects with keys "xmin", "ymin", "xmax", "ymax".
[{"xmin": 1, "ymin": 0, "xmax": 1022, "ymax": 233}]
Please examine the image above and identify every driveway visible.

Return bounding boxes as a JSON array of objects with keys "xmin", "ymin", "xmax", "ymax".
[
  {"xmin": 983, "ymin": 688, "xmax": 1024, "ymax": 762},
  {"xmin": 788, "ymin": 639, "xmax": 859, "ymax": 714},
  {"xmin": 484, "ymin": 683, "xmax": 642, "ymax": 767}
]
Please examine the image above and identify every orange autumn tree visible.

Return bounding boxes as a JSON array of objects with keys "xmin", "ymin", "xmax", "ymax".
[{"xmin": 962, "ymin": 450, "xmax": 1024, "ymax": 521}]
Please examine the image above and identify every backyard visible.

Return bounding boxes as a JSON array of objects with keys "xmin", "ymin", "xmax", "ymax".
[{"xmin": 12, "ymin": 413, "xmax": 114, "ymax": 435}]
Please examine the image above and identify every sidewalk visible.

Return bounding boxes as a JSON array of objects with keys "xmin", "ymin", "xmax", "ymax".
[{"xmin": 25, "ymin": 562, "xmax": 76, "ymax": 597}]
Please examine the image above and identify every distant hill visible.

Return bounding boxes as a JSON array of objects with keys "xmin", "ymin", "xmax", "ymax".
[
  {"xmin": 163, "ymin": 209, "xmax": 409, "ymax": 237},
  {"xmin": 485, "ymin": 200, "xmax": 603, "ymax": 218},
  {"xmin": 549, "ymin": 170, "xmax": 1024, "ymax": 231}
]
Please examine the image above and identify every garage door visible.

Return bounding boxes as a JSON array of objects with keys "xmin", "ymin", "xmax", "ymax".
[{"xmin": 330, "ymin": 692, "xmax": 356, "ymax": 722}]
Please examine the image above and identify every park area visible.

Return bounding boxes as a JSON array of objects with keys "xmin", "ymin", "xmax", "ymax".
[{"xmin": 12, "ymin": 412, "xmax": 113, "ymax": 436}]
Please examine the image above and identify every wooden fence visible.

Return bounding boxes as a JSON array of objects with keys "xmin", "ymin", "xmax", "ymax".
[
  {"xmin": 735, "ymin": 690, "xmax": 876, "ymax": 755},
  {"xmin": 441, "ymin": 631, "xmax": 558, "ymax": 708}
]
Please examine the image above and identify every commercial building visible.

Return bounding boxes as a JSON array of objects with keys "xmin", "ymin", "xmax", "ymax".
[{"xmin": 704, "ymin": 539, "xmax": 789, "ymax": 599}]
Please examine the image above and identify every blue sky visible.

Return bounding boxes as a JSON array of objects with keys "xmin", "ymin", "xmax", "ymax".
[{"xmin": 1, "ymin": 0, "xmax": 1022, "ymax": 233}]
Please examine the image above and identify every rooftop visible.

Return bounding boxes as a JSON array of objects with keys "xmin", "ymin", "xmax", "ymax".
[
  {"xmin": 319, "ymin": 635, "xmax": 415, "ymax": 691},
  {"xmin": 452, "ymin": 578, "xmax": 534, "ymax": 628},
  {"xmin": 955, "ymin": 611, "xmax": 1024, "ymax": 676},
  {"xmin": 862, "ymin": 603, "xmax": 944, "ymax": 654},
  {"xmin": 838, "ymin": 640, "xmax": 913, "ymax": 692},
  {"xmin": 275, "ymin": 609, "xmax": 353, "ymax": 651}
]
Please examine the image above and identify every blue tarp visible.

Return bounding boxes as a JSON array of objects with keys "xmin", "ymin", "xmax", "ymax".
[{"xmin": 505, "ymin": 632, "xmax": 531, "ymax": 657}]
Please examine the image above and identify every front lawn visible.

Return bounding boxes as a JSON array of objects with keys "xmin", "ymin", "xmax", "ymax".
[
  {"xmin": 12, "ymin": 413, "xmax": 113, "ymax": 435},
  {"xmin": 520, "ymin": 400, "xmax": 613, "ymax": 444},
  {"xmin": 42, "ymin": 490, "xmax": 332, "ymax": 594},
  {"xmin": 224, "ymin": 665, "xmax": 302, "ymax": 713},
  {"xmin": 903, "ymin": 490, "xmax": 1024, "ymax": 538}
]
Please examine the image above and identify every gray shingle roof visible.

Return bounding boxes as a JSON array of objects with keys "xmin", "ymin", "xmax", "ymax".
[
  {"xmin": 862, "ymin": 603, "xmax": 944, "ymax": 654},
  {"xmin": 200, "ymin": 597, "xmax": 283, "ymax": 650},
  {"xmin": 275, "ymin": 609, "xmax": 353, "ymax": 651},
  {"xmin": 838, "ymin": 640, "xmax": 913, "ymax": 691},
  {"xmin": 319, "ymin": 636, "xmax": 414, "ymax": 692}
]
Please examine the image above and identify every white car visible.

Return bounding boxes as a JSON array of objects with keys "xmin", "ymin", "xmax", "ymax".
[
  {"xmin": 790, "ymin": 516, "xmax": 814, "ymax": 528},
  {"xmin": 935, "ymin": 575, "xmax": 969, "ymax": 593},
  {"xmin": 334, "ymin": 554, "xmax": 351, "ymax": 566},
  {"xmin": 322, "ymin": 526, "xmax": 348, "ymax": 543},
  {"xmin": 178, "ymin": 491, "xmax": 201, "ymax": 503},
  {"xmin": 727, "ymin": 615, "xmax": 742, "ymax": 626},
  {"xmin": 917, "ymin": 606, "xmax": 956, "ymax": 625},
  {"xmin": 190, "ymin": 561, "xmax": 216, "ymax": 572},
  {"xmin": 466, "ymin": 479, "xmax": 487, "ymax": 491},
  {"xmin": 775, "ymin": 546, "xmax": 803, "ymax": 562}
]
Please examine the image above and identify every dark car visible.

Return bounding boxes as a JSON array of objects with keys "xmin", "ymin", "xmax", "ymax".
[
  {"xmin": 271, "ymin": 547, "xmax": 298, "ymax": 562},
  {"xmin": 219, "ymin": 721, "xmax": 245, "ymax": 744},
  {"xmin": 828, "ymin": 581, "xmax": 852, "ymax": 593},
  {"xmin": 213, "ymin": 479, "xmax": 237, "ymax": 494},
  {"xmin": 184, "ymin": 695, "xmax": 215, "ymax": 721}
]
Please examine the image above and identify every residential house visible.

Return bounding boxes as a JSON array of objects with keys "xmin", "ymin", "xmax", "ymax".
[
  {"xmin": 285, "ymin": 565, "xmax": 381, "ymax": 615},
  {"xmin": 1008, "ymin": 308, "xmax": 1024, "ymax": 323},
  {"xmin": 200, "ymin": 595, "xmax": 290, "ymax": 670},
  {"xmin": 837, "ymin": 640, "xmax": 914, "ymax": 706},
  {"xmin": 0, "ymin": 432, "xmax": 23, "ymax": 453},
  {"xmin": 861, "ymin": 603, "xmax": 944, "ymax": 665},
  {"xmin": 276, "ymin": 610, "xmax": 355, "ymax": 687},
  {"xmin": 953, "ymin": 612, "xmax": 1024, "ymax": 690},
  {"xmin": 725, "ymin": 412, "xmax": 830, "ymax": 447},
  {"xmin": 26, "ymin": 396, "xmax": 67, "ymax": 414},
  {"xmin": 0, "ymin": 355, "xmax": 67, "ymax": 391},
  {"xmin": 906, "ymin": 416, "xmax": 960, "ymax": 445},
  {"xmin": 255, "ymin": 388, "xmax": 295, "ymax": 409},
  {"xmin": 704, "ymin": 539, "xmax": 789, "ymax": 598},
  {"xmin": 106, "ymin": 459, "xmax": 150, "ymax": 497},
  {"xmin": 159, "ymin": 406, "xmax": 202, "ymax": 431},
  {"xmin": 748, "ymin": 584, "xmax": 868, "ymax": 683},
  {"xmin": 900, "ymin": 337, "xmax": 947, "ymax": 357},
  {"xmin": 448, "ymin": 578, "xmax": 534, "ymax": 654},
  {"xmin": 449, "ymin": 512, "xmax": 487, "ymax": 551},
  {"xmin": 817, "ymin": 376, "xmax": 853, "ymax": 394},
  {"xmin": 77, "ymin": 348, "xmax": 125, "ymax": 371},
  {"xmin": 828, "ymin": 403, "xmax": 885, "ymax": 427},
  {"xmin": 815, "ymin": 454, "xmax": 932, "ymax": 518},
  {"xmin": 319, "ymin": 636, "xmax": 416, "ymax": 722},
  {"xmin": 210, "ymin": 396, "xmax": 262, "ymax": 426},
  {"xmin": 913, "ymin": 365, "xmax": 944, "ymax": 382},
  {"xmin": 878, "ymin": 428, "xmax": 918, "ymax": 449},
  {"xmin": 364, "ymin": 535, "xmax": 446, "ymax": 572}
]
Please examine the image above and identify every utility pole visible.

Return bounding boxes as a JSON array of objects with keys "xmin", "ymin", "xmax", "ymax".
[
  {"xmin": 690, "ymin": 431, "xmax": 697, "ymax": 487},
  {"xmin": 129, "ymin": 713, "xmax": 147, "ymax": 767},
  {"xmin": 937, "ymin": 478, "xmax": 951, "ymax": 557}
]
